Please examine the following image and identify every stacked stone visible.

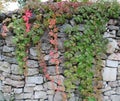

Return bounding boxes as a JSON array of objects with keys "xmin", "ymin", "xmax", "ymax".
[{"xmin": 102, "ymin": 19, "xmax": 120, "ymax": 101}]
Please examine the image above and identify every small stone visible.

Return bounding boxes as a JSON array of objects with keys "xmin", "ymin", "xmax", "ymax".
[
  {"xmin": 30, "ymin": 47, "xmax": 37, "ymax": 57},
  {"xmin": 54, "ymin": 91, "xmax": 63, "ymax": 101},
  {"xmin": 43, "ymin": 82, "xmax": 57, "ymax": 90},
  {"xmin": 106, "ymin": 60, "xmax": 118, "ymax": 67},
  {"xmin": 4, "ymin": 78, "xmax": 24, "ymax": 87},
  {"xmin": 108, "ymin": 25, "xmax": 119, "ymax": 30},
  {"xmin": 44, "ymin": 55, "xmax": 50, "ymax": 61},
  {"xmin": 108, "ymin": 81, "xmax": 118, "ymax": 87},
  {"xmin": 48, "ymin": 95, "xmax": 53, "ymax": 101},
  {"xmin": 116, "ymin": 29, "xmax": 120, "ymax": 37},
  {"xmin": 111, "ymin": 95, "xmax": 120, "ymax": 101},
  {"xmin": 102, "ymin": 86, "xmax": 111, "ymax": 92},
  {"xmin": 11, "ymin": 64, "xmax": 22, "ymax": 75},
  {"xmin": 116, "ymin": 87, "xmax": 120, "ymax": 94},
  {"xmin": 42, "ymin": 43, "xmax": 51, "ymax": 51},
  {"xmin": 34, "ymin": 91, "xmax": 47, "ymax": 99},
  {"xmin": 14, "ymin": 88, "xmax": 23, "ymax": 94},
  {"xmin": 5, "ymin": 36, "xmax": 15, "ymax": 46},
  {"xmin": 26, "ymin": 76, "xmax": 43, "ymax": 84},
  {"xmin": 27, "ymin": 68, "xmax": 39, "ymax": 76},
  {"xmin": 3, "ymin": 56, "xmax": 17, "ymax": 64},
  {"xmin": 103, "ymin": 32, "xmax": 115, "ymax": 38},
  {"xmin": 27, "ymin": 60, "xmax": 39, "ymax": 68},
  {"xmin": 106, "ymin": 38, "xmax": 118, "ymax": 53},
  {"xmin": 70, "ymin": 19, "xmax": 75, "ymax": 26},
  {"xmin": 58, "ymin": 39, "xmax": 64, "ymax": 50},
  {"xmin": 60, "ymin": 24, "xmax": 72, "ymax": 33},
  {"xmin": 34, "ymin": 85, "xmax": 44, "ymax": 91},
  {"xmin": 104, "ymin": 90, "xmax": 116, "ymax": 96},
  {"xmin": 25, "ymin": 84, "xmax": 36, "ymax": 87},
  {"xmin": 0, "ymin": 13, "xmax": 6, "ymax": 22},
  {"xmin": 1, "ymin": 85, "xmax": 11, "ymax": 93},
  {"xmin": 3, "ymin": 46, "xmax": 14, "ymax": 52},
  {"xmin": 15, "ymin": 93, "xmax": 33, "ymax": 99},
  {"xmin": 103, "ymin": 96, "xmax": 109, "ymax": 101},
  {"xmin": 78, "ymin": 24, "xmax": 85, "ymax": 31},
  {"xmin": 10, "ymin": 75, "xmax": 24, "ymax": 80},
  {"xmin": 47, "ymin": 90, "xmax": 54, "ymax": 95},
  {"xmin": 108, "ymin": 19, "xmax": 117, "ymax": 25},
  {"xmin": 102, "ymin": 67, "xmax": 117, "ymax": 81},
  {"xmin": 108, "ymin": 53, "xmax": 120, "ymax": 61},
  {"xmin": 0, "ymin": 61, "xmax": 10, "ymax": 73},
  {"xmin": 24, "ymin": 86, "xmax": 34, "ymax": 92},
  {"xmin": 0, "ymin": 91, "xmax": 5, "ymax": 101}
]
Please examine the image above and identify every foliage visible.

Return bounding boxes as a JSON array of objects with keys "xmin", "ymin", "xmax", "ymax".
[{"xmin": 6, "ymin": 0, "xmax": 120, "ymax": 101}]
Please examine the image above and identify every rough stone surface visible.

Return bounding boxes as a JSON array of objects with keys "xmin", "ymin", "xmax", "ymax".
[
  {"xmin": 34, "ymin": 91, "xmax": 47, "ymax": 99},
  {"xmin": 11, "ymin": 64, "xmax": 22, "ymax": 75},
  {"xmin": 111, "ymin": 95, "xmax": 120, "ymax": 101},
  {"xmin": 27, "ymin": 60, "xmax": 39, "ymax": 68},
  {"xmin": 4, "ymin": 78, "xmax": 24, "ymax": 87},
  {"xmin": 108, "ymin": 53, "xmax": 120, "ymax": 61},
  {"xmin": 106, "ymin": 60, "xmax": 118, "ymax": 67},
  {"xmin": 27, "ymin": 68, "xmax": 39, "ymax": 76},
  {"xmin": 26, "ymin": 76, "xmax": 43, "ymax": 84},
  {"xmin": 106, "ymin": 38, "xmax": 118, "ymax": 53},
  {"xmin": 0, "ymin": 61, "xmax": 10, "ymax": 73},
  {"xmin": 3, "ymin": 46, "xmax": 14, "ymax": 52},
  {"xmin": 54, "ymin": 92, "xmax": 63, "ymax": 101},
  {"xmin": 0, "ymin": 91, "xmax": 5, "ymax": 101},
  {"xmin": 30, "ymin": 47, "xmax": 37, "ymax": 57},
  {"xmin": 103, "ymin": 67, "xmax": 117, "ymax": 81}
]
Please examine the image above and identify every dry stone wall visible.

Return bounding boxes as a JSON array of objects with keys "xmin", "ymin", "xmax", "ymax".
[{"xmin": 0, "ymin": 13, "xmax": 120, "ymax": 101}]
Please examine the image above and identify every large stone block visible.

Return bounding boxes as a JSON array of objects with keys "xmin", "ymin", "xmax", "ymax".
[
  {"xmin": 0, "ymin": 61, "xmax": 10, "ymax": 73},
  {"xmin": 102, "ymin": 67, "xmax": 117, "ymax": 81},
  {"xmin": 34, "ymin": 91, "xmax": 47, "ymax": 99}
]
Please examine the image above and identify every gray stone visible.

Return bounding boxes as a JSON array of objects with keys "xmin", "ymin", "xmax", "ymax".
[
  {"xmin": 34, "ymin": 85, "xmax": 44, "ymax": 91},
  {"xmin": 5, "ymin": 36, "xmax": 15, "ymax": 46},
  {"xmin": 117, "ymin": 29, "xmax": 120, "ymax": 37},
  {"xmin": 103, "ymin": 96, "xmax": 110, "ymax": 101},
  {"xmin": 1, "ymin": 85, "xmax": 11, "ymax": 93},
  {"xmin": 108, "ymin": 25, "xmax": 119, "ymax": 30},
  {"xmin": 4, "ymin": 78, "xmax": 24, "ymax": 87},
  {"xmin": 43, "ymin": 82, "xmax": 57, "ymax": 90},
  {"xmin": 27, "ymin": 60, "xmax": 39, "ymax": 68},
  {"xmin": 103, "ymin": 32, "xmax": 115, "ymax": 38},
  {"xmin": 108, "ymin": 53, "xmax": 120, "ymax": 61},
  {"xmin": 0, "ymin": 91, "xmax": 5, "ymax": 101},
  {"xmin": 42, "ymin": 43, "xmax": 51, "ymax": 51},
  {"xmin": 3, "ymin": 56, "xmax": 17, "ymax": 64},
  {"xmin": 102, "ymin": 86, "xmax": 111, "ymax": 92},
  {"xmin": 34, "ymin": 91, "xmax": 47, "ymax": 99},
  {"xmin": 26, "ymin": 76, "xmax": 43, "ymax": 84},
  {"xmin": 111, "ymin": 95, "xmax": 120, "ymax": 101},
  {"xmin": 106, "ymin": 60, "xmax": 118, "ymax": 67},
  {"xmin": 47, "ymin": 90, "xmax": 54, "ymax": 95},
  {"xmin": 27, "ymin": 68, "xmax": 39, "ymax": 76},
  {"xmin": 58, "ymin": 39, "xmax": 64, "ymax": 50},
  {"xmin": 24, "ymin": 86, "xmax": 34, "ymax": 92},
  {"xmin": 104, "ymin": 90, "xmax": 116, "ymax": 96},
  {"xmin": 60, "ymin": 24, "xmax": 72, "ymax": 33},
  {"xmin": 48, "ymin": 95, "xmax": 53, "ymax": 101},
  {"xmin": 108, "ymin": 19, "xmax": 117, "ymax": 25},
  {"xmin": 3, "ymin": 46, "xmax": 14, "ymax": 52},
  {"xmin": 78, "ymin": 24, "xmax": 85, "ymax": 31},
  {"xmin": 30, "ymin": 47, "xmax": 37, "ymax": 57},
  {"xmin": 11, "ymin": 64, "xmax": 22, "ymax": 75},
  {"xmin": 4, "ymin": 93, "xmax": 11, "ymax": 101},
  {"xmin": 44, "ymin": 55, "xmax": 50, "ymax": 61},
  {"xmin": 0, "ymin": 61, "xmax": 10, "ymax": 73},
  {"xmin": 54, "ymin": 92, "xmax": 63, "ymax": 101},
  {"xmin": 10, "ymin": 75, "xmax": 24, "ymax": 80},
  {"xmin": 107, "ymin": 38, "xmax": 118, "ymax": 53},
  {"xmin": 14, "ymin": 88, "xmax": 23, "ymax": 94},
  {"xmin": 108, "ymin": 81, "xmax": 118, "ymax": 87},
  {"xmin": 15, "ymin": 93, "xmax": 33, "ymax": 99},
  {"xmin": 116, "ymin": 87, "xmax": 120, "ymax": 94},
  {"xmin": 102, "ymin": 67, "xmax": 117, "ymax": 81}
]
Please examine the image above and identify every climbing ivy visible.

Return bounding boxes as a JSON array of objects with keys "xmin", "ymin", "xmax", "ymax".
[{"xmin": 6, "ymin": 0, "xmax": 120, "ymax": 101}]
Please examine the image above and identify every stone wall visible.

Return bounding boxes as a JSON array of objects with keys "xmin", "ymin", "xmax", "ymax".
[
  {"xmin": 102, "ymin": 19, "xmax": 120, "ymax": 101},
  {"xmin": 0, "ymin": 13, "xmax": 120, "ymax": 101}
]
